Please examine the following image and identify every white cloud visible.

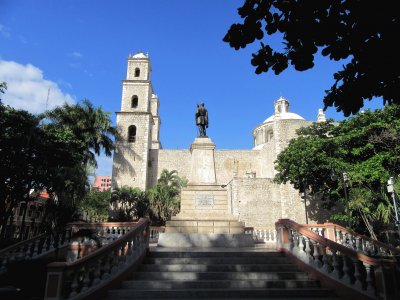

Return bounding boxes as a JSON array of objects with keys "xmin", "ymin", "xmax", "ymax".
[
  {"xmin": 95, "ymin": 154, "xmax": 113, "ymax": 176},
  {"xmin": 0, "ymin": 24, "xmax": 11, "ymax": 38},
  {"xmin": 0, "ymin": 60, "xmax": 75, "ymax": 114},
  {"xmin": 71, "ymin": 51, "xmax": 83, "ymax": 58}
]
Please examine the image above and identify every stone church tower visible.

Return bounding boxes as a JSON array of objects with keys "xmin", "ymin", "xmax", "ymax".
[{"xmin": 112, "ymin": 52, "xmax": 161, "ymax": 190}]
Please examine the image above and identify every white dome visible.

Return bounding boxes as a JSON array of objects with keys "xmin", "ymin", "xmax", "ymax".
[
  {"xmin": 132, "ymin": 52, "xmax": 147, "ymax": 59},
  {"xmin": 263, "ymin": 112, "xmax": 305, "ymax": 124}
]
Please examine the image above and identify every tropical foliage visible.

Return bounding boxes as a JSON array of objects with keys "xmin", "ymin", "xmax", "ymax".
[
  {"xmin": 148, "ymin": 169, "xmax": 188, "ymax": 225},
  {"xmin": 0, "ymin": 95, "xmax": 116, "ymax": 244},
  {"xmin": 274, "ymin": 104, "xmax": 400, "ymax": 244},
  {"xmin": 110, "ymin": 186, "xmax": 149, "ymax": 221},
  {"xmin": 80, "ymin": 189, "xmax": 111, "ymax": 222},
  {"xmin": 224, "ymin": 0, "xmax": 399, "ymax": 116}
]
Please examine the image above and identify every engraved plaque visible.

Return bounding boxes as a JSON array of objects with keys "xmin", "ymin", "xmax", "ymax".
[{"xmin": 195, "ymin": 194, "xmax": 214, "ymax": 207}]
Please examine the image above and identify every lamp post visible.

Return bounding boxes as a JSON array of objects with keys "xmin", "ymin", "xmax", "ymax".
[
  {"xmin": 303, "ymin": 181, "xmax": 309, "ymax": 224},
  {"xmin": 387, "ymin": 177, "xmax": 400, "ymax": 235},
  {"xmin": 342, "ymin": 172, "xmax": 351, "ymax": 228}
]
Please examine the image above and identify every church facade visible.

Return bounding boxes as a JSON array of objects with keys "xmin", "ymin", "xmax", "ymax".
[{"xmin": 112, "ymin": 52, "xmax": 328, "ymax": 229}]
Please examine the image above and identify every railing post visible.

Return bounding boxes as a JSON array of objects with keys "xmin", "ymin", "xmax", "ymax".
[
  {"xmin": 44, "ymin": 264, "xmax": 65, "ymax": 300},
  {"xmin": 374, "ymin": 264, "xmax": 399, "ymax": 300}
]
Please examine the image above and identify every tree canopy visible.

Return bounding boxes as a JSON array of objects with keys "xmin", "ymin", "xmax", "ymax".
[
  {"xmin": 223, "ymin": 0, "xmax": 399, "ymax": 116},
  {"xmin": 0, "ymin": 97, "xmax": 116, "ymax": 243},
  {"xmin": 274, "ymin": 104, "xmax": 400, "ymax": 243}
]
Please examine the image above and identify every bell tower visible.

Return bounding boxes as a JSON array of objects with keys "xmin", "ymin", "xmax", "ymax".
[{"xmin": 112, "ymin": 52, "xmax": 161, "ymax": 190}]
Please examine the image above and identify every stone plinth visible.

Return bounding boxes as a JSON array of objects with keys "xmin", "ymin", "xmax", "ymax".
[
  {"xmin": 165, "ymin": 184, "xmax": 247, "ymax": 236},
  {"xmin": 159, "ymin": 137, "xmax": 253, "ymax": 248},
  {"xmin": 157, "ymin": 233, "xmax": 254, "ymax": 248},
  {"xmin": 189, "ymin": 137, "xmax": 216, "ymax": 184}
]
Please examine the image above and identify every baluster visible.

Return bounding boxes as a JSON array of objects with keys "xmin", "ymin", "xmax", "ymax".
[
  {"xmin": 110, "ymin": 249, "xmax": 118, "ymax": 273},
  {"xmin": 126, "ymin": 239, "xmax": 133, "ymax": 259},
  {"xmin": 330, "ymin": 247, "xmax": 343, "ymax": 279},
  {"xmin": 80, "ymin": 265, "xmax": 91, "ymax": 292},
  {"xmin": 25, "ymin": 241, "xmax": 33, "ymax": 259},
  {"xmin": 363, "ymin": 263, "xmax": 375, "ymax": 294},
  {"xmin": 119, "ymin": 243, "xmax": 126, "ymax": 267},
  {"xmin": 101, "ymin": 254, "xmax": 111, "ymax": 280},
  {"xmin": 321, "ymin": 245, "xmax": 331, "ymax": 273},
  {"xmin": 335, "ymin": 230, "xmax": 341, "ymax": 244},
  {"xmin": 288, "ymin": 229, "xmax": 294, "ymax": 251},
  {"xmin": 298, "ymin": 234, "xmax": 305, "ymax": 255},
  {"xmin": 352, "ymin": 258, "xmax": 364, "ymax": 290},
  {"xmin": 92, "ymin": 260, "xmax": 101, "ymax": 286},
  {"xmin": 0, "ymin": 256, "xmax": 8, "ymax": 273},
  {"xmin": 311, "ymin": 240, "xmax": 321, "ymax": 267},
  {"xmin": 292, "ymin": 231, "xmax": 299, "ymax": 253},
  {"xmin": 17, "ymin": 246, "xmax": 25, "ymax": 260},
  {"xmin": 342, "ymin": 254, "xmax": 353, "ymax": 284},
  {"xmin": 304, "ymin": 237, "xmax": 313, "ymax": 264},
  {"xmin": 355, "ymin": 237, "xmax": 362, "ymax": 252},
  {"xmin": 69, "ymin": 269, "xmax": 80, "ymax": 297}
]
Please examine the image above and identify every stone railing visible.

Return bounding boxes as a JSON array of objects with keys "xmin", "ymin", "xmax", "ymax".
[
  {"xmin": 245, "ymin": 227, "xmax": 277, "ymax": 243},
  {"xmin": 0, "ymin": 230, "xmax": 72, "ymax": 274},
  {"xmin": 0, "ymin": 222, "xmax": 141, "ymax": 273},
  {"xmin": 44, "ymin": 218, "xmax": 150, "ymax": 300},
  {"xmin": 276, "ymin": 219, "xmax": 400, "ymax": 300},
  {"xmin": 149, "ymin": 226, "xmax": 165, "ymax": 244},
  {"xmin": 304, "ymin": 223, "xmax": 400, "ymax": 259}
]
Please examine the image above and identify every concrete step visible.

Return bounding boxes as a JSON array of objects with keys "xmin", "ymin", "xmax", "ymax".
[
  {"xmin": 106, "ymin": 287, "xmax": 337, "ymax": 299},
  {"xmin": 140, "ymin": 260, "xmax": 297, "ymax": 272},
  {"xmin": 121, "ymin": 279, "xmax": 320, "ymax": 289},
  {"xmin": 147, "ymin": 250, "xmax": 282, "ymax": 258},
  {"xmin": 139, "ymin": 263, "xmax": 299, "ymax": 272},
  {"xmin": 104, "ymin": 298, "xmax": 341, "ymax": 300},
  {"xmin": 133, "ymin": 271, "xmax": 309, "ymax": 281},
  {"xmin": 103, "ymin": 248, "xmax": 343, "ymax": 299}
]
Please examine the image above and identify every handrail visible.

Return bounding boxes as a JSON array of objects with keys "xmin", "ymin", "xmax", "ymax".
[
  {"xmin": 276, "ymin": 219, "xmax": 400, "ymax": 300},
  {"xmin": 304, "ymin": 223, "xmax": 400, "ymax": 256},
  {"xmin": 44, "ymin": 218, "xmax": 150, "ymax": 300},
  {"xmin": 279, "ymin": 219, "xmax": 395, "ymax": 266}
]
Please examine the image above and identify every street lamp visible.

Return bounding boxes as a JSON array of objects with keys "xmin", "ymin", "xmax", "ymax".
[
  {"xmin": 342, "ymin": 172, "xmax": 351, "ymax": 228},
  {"xmin": 387, "ymin": 177, "xmax": 400, "ymax": 233}
]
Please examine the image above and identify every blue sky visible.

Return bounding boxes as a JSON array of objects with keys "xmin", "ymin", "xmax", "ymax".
[{"xmin": 0, "ymin": 0, "xmax": 383, "ymax": 177}]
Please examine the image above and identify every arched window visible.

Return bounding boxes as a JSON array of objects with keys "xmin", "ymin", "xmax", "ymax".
[
  {"xmin": 134, "ymin": 68, "xmax": 140, "ymax": 77},
  {"xmin": 131, "ymin": 95, "xmax": 138, "ymax": 108},
  {"xmin": 128, "ymin": 125, "xmax": 137, "ymax": 143}
]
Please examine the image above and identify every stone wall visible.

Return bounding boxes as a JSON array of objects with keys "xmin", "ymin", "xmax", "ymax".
[{"xmin": 149, "ymin": 148, "xmax": 261, "ymax": 186}]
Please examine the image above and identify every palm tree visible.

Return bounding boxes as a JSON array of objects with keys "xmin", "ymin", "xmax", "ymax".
[
  {"xmin": 111, "ymin": 186, "xmax": 149, "ymax": 221},
  {"xmin": 148, "ymin": 184, "xmax": 180, "ymax": 224},
  {"xmin": 44, "ymin": 99, "xmax": 116, "ymax": 167}
]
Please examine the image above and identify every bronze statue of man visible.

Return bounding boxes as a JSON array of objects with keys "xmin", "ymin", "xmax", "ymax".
[{"xmin": 195, "ymin": 102, "xmax": 208, "ymax": 137}]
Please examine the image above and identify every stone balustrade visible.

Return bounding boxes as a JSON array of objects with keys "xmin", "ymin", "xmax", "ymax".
[
  {"xmin": 149, "ymin": 226, "xmax": 165, "ymax": 243},
  {"xmin": 304, "ymin": 223, "xmax": 400, "ymax": 258},
  {"xmin": 0, "ymin": 230, "xmax": 72, "ymax": 274},
  {"xmin": 247, "ymin": 228, "xmax": 277, "ymax": 243},
  {"xmin": 0, "ymin": 221, "xmax": 142, "ymax": 273},
  {"xmin": 44, "ymin": 218, "xmax": 150, "ymax": 300},
  {"xmin": 276, "ymin": 219, "xmax": 400, "ymax": 300}
]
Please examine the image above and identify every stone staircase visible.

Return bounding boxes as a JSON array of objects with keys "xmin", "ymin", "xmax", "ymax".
[{"xmin": 104, "ymin": 247, "xmax": 343, "ymax": 299}]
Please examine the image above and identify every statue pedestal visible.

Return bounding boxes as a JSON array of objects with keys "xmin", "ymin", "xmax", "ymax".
[
  {"xmin": 189, "ymin": 137, "xmax": 216, "ymax": 184},
  {"xmin": 159, "ymin": 137, "xmax": 253, "ymax": 248}
]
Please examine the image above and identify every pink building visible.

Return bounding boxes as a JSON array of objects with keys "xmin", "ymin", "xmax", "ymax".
[{"xmin": 93, "ymin": 176, "xmax": 112, "ymax": 192}]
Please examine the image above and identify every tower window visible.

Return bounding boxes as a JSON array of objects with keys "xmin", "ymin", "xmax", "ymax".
[
  {"xmin": 134, "ymin": 68, "xmax": 140, "ymax": 77},
  {"xmin": 128, "ymin": 125, "xmax": 137, "ymax": 143},
  {"xmin": 131, "ymin": 95, "xmax": 138, "ymax": 108}
]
